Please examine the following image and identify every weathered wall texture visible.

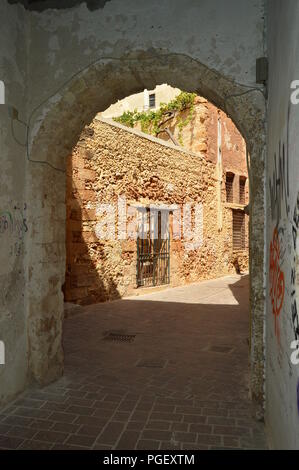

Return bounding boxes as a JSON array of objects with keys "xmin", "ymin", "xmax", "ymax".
[
  {"xmin": 64, "ymin": 118, "xmax": 249, "ymax": 306},
  {"xmin": 0, "ymin": 2, "xmax": 28, "ymax": 404},
  {"xmin": 135, "ymin": 96, "xmax": 248, "ymax": 176},
  {"xmin": 265, "ymin": 0, "xmax": 299, "ymax": 449},
  {"xmin": 0, "ymin": 0, "xmax": 266, "ymax": 407}
]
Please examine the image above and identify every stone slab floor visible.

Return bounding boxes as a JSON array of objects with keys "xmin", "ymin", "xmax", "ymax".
[{"xmin": 0, "ymin": 274, "xmax": 267, "ymax": 450}]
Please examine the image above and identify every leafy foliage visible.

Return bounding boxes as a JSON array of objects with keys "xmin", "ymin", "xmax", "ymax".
[{"xmin": 113, "ymin": 91, "xmax": 196, "ymax": 144}]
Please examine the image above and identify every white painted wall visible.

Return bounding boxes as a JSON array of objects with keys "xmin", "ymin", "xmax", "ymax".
[
  {"xmin": 266, "ymin": 0, "xmax": 299, "ymax": 449},
  {"xmin": 0, "ymin": 2, "xmax": 28, "ymax": 403},
  {"xmin": 26, "ymin": 0, "xmax": 265, "ymax": 114},
  {"xmin": 102, "ymin": 84, "xmax": 181, "ymax": 118}
]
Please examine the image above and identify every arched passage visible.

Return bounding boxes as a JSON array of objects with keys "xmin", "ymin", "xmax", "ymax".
[{"xmin": 25, "ymin": 50, "xmax": 265, "ymax": 406}]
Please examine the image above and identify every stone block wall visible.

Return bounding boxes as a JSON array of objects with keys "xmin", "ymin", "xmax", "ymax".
[{"xmin": 64, "ymin": 118, "xmax": 248, "ymax": 306}]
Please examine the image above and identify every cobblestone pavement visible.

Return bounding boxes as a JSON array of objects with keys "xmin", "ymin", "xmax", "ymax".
[{"xmin": 0, "ymin": 275, "xmax": 267, "ymax": 450}]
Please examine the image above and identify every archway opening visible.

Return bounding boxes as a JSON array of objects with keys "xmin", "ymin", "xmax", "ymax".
[
  {"xmin": 64, "ymin": 86, "xmax": 250, "ymax": 306},
  {"xmin": 25, "ymin": 51, "xmax": 265, "ymax": 413}
]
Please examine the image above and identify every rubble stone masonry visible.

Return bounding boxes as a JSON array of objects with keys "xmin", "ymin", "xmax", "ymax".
[{"xmin": 64, "ymin": 116, "xmax": 248, "ymax": 307}]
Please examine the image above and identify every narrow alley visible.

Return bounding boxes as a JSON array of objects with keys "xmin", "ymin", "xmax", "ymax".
[{"xmin": 0, "ymin": 275, "xmax": 266, "ymax": 450}]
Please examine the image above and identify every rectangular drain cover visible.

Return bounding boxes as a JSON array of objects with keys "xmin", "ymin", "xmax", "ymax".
[
  {"xmin": 103, "ymin": 332, "xmax": 136, "ymax": 342},
  {"xmin": 136, "ymin": 359, "xmax": 167, "ymax": 368}
]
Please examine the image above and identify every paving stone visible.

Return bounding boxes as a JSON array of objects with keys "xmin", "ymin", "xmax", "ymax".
[
  {"xmin": 41, "ymin": 402, "xmax": 69, "ymax": 412},
  {"xmin": 126, "ymin": 421, "xmax": 145, "ymax": 431},
  {"xmin": 0, "ymin": 424, "xmax": 12, "ymax": 435},
  {"xmin": 160, "ymin": 440, "xmax": 181, "ymax": 450},
  {"xmin": 74, "ymin": 415, "xmax": 108, "ymax": 427},
  {"xmin": 77, "ymin": 424, "xmax": 104, "ymax": 436},
  {"xmin": 13, "ymin": 408, "xmax": 52, "ymax": 419},
  {"xmin": 65, "ymin": 433, "xmax": 96, "ymax": 447},
  {"xmin": 149, "ymin": 412, "xmax": 183, "ymax": 422},
  {"xmin": 136, "ymin": 439, "xmax": 160, "ymax": 450},
  {"xmin": 30, "ymin": 419, "xmax": 54, "ymax": 430},
  {"xmin": 49, "ymin": 412, "xmax": 77, "ymax": 423},
  {"xmin": 174, "ymin": 431, "xmax": 197, "ymax": 443},
  {"xmin": 3, "ymin": 416, "xmax": 33, "ymax": 427},
  {"xmin": 116, "ymin": 430, "xmax": 140, "ymax": 449},
  {"xmin": 197, "ymin": 434, "xmax": 222, "ymax": 446},
  {"xmin": 183, "ymin": 415, "xmax": 207, "ymax": 424},
  {"xmin": 141, "ymin": 430, "xmax": 173, "ymax": 441},
  {"xmin": 19, "ymin": 439, "xmax": 53, "ymax": 450},
  {"xmin": 0, "ymin": 276, "xmax": 267, "ymax": 450},
  {"xmin": 66, "ymin": 405, "xmax": 94, "ymax": 416},
  {"xmin": 130, "ymin": 411, "xmax": 149, "ymax": 422},
  {"xmin": 0, "ymin": 435, "xmax": 24, "ymax": 449},
  {"xmin": 14, "ymin": 399, "xmax": 45, "ymax": 409},
  {"xmin": 34, "ymin": 430, "xmax": 68, "ymax": 443},
  {"xmin": 7, "ymin": 426, "xmax": 38, "ymax": 439},
  {"xmin": 52, "ymin": 422, "xmax": 81, "ymax": 434},
  {"xmin": 170, "ymin": 422, "xmax": 189, "ymax": 432},
  {"xmin": 207, "ymin": 416, "xmax": 236, "ymax": 425},
  {"xmin": 213, "ymin": 425, "xmax": 251, "ymax": 437},
  {"xmin": 96, "ymin": 422, "xmax": 126, "ymax": 446},
  {"xmin": 146, "ymin": 421, "xmax": 171, "ymax": 431}
]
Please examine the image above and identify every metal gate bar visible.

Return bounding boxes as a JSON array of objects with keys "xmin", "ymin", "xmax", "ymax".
[{"xmin": 137, "ymin": 210, "xmax": 170, "ymax": 287}]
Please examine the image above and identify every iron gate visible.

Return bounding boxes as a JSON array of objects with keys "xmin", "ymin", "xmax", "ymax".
[{"xmin": 137, "ymin": 209, "xmax": 170, "ymax": 287}]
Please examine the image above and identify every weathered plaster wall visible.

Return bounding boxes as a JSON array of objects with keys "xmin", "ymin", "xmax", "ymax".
[
  {"xmin": 64, "ymin": 118, "xmax": 249, "ymax": 306},
  {"xmin": 0, "ymin": 0, "xmax": 266, "ymax": 405},
  {"xmin": 266, "ymin": 0, "xmax": 299, "ymax": 449},
  {"xmin": 138, "ymin": 96, "xmax": 248, "ymax": 176},
  {"xmin": 0, "ymin": 3, "xmax": 28, "ymax": 403}
]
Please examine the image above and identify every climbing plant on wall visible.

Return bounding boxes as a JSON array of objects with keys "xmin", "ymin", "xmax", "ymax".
[{"xmin": 113, "ymin": 91, "xmax": 196, "ymax": 146}]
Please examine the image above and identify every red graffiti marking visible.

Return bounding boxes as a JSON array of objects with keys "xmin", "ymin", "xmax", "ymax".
[{"xmin": 269, "ymin": 227, "xmax": 285, "ymax": 338}]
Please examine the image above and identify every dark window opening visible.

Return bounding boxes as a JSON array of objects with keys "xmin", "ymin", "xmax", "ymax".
[
  {"xmin": 149, "ymin": 93, "xmax": 156, "ymax": 109},
  {"xmin": 232, "ymin": 209, "xmax": 246, "ymax": 250},
  {"xmin": 239, "ymin": 176, "xmax": 246, "ymax": 204},
  {"xmin": 137, "ymin": 209, "xmax": 170, "ymax": 287},
  {"xmin": 226, "ymin": 172, "xmax": 235, "ymax": 203}
]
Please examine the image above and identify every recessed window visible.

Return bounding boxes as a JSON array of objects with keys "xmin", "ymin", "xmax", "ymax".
[
  {"xmin": 149, "ymin": 93, "xmax": 156, "ymax": 109},
  {"xmin": 239, "ymin": 176, "xmax": 246, "ymax": 204},
  {"xmin": 232, "ymin": 209, "xmax": 245, "ymax": 250},
  {"xmin": 226, "ymin": 172, "xmax": 234, "ymax": 203}
]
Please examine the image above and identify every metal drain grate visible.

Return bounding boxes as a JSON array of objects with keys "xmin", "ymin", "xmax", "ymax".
[
  {"xmin": 103, "ymin": 332, "xmax": 136, "ymax": 343},
  {"xmin": 136, "ymin": 359, "xmax": 167, "ymax": 368}
]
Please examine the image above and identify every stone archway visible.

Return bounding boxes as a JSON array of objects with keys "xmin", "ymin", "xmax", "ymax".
[{"xmin": 25, "ymin": 50, "xmax": 265, "ymax": 405}]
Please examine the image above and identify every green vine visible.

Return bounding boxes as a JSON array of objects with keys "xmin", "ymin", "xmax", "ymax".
[{"xmin": 113, "ymin": 91, "xmax": 196, "ymax": 144}]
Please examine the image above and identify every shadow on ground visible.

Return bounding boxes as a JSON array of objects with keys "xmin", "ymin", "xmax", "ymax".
[{"xmin": 0, "ymin": 275, "xmax": 267, "ymax": 450}]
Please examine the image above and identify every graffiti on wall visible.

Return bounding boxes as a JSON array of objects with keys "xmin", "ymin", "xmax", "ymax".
[
  {"xmin": 0, "ymin": 203, "xmax": 28, "ymax": 261},
  {"xmin": 268, "ymin": 104, "xmax": 292, "ymax": 343},
  {"xmin": 268, "ymin": 97, "xmax": 299, "ymax": 411},
  {"xmin": 269, "ymin": 227, "xmax": 285, "ymax": 339},
  {"xmin": 291, "ymin": 193, "xmax": 299, "ymax": 342},
  {"xmin": 268, "ymin": 140, "xmax": 289, "ymax": 341},
  {"xmin": 269, "ymin": 140, "xmax": 290, "ymax": 223}
]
